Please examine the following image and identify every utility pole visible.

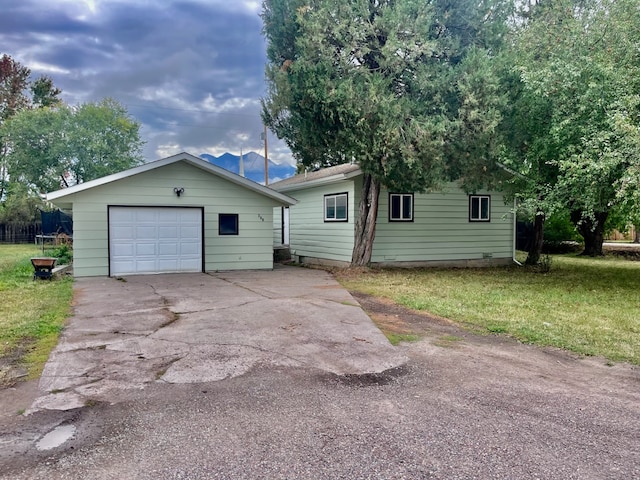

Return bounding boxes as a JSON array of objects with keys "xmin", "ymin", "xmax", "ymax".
[{"xmin": 263, "ymin": 124, "xmax": 269, "ymax": 185}]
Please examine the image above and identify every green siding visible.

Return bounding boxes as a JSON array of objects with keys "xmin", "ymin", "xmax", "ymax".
[
  {"xmin": 61, "ymin": 162, "xmax": 280, "ymax": 276},
  {"xmin": 277, "ymin": 174, "xmax": 513, "ymax": 266},
  {"xmin": 284, "ymin": 181, "xmax": 356, "ymax": 263},
  {"xmin": 372, "ymin": 186, "xmax": 513, "ymax": 263}
]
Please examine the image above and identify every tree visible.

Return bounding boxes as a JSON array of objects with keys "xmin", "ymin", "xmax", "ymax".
[
  {"xmin": 30, "ymin": 76, "xmax": 62, "ymax": 108},
  {"xmin": 507, "ymin": 0, "xmax": 640, "ymax": 257},
  {"xmin": 0, "ymin": 54, "xmax": 63, "ymax": 209},
  {"xmin": 262, "ymin": 0, "xmax": 510, "ymax": 265},
  {"xmin": 0, "ymin": 54, "xmax": 31, "ymax": 123},
  {"xmin": 3, "ymin": 98, "xmax": 144, "ymax": 194}
]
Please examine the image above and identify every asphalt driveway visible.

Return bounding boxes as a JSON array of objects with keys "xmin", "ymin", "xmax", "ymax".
[
  {"xmin": 1, "ymin": 271, "xmax": 638, "ymax": 478},
  {"xmin": 29, "ymin": 266, "xmax": 407, "ymax": 412}
]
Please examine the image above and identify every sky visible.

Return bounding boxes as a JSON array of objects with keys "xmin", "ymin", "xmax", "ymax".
[{"xmin": 2, "ymin": 0, "xmax": 294, "ymax": 166}]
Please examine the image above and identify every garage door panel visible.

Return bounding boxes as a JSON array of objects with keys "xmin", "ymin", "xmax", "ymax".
[
  {"xmin": 136, "ymin": 243, "xmax": 157, "ymax": 256},
  {"xmin": 114, "ymin": 209, "xmax": 136, "ymax": 222},
  {"xmin": 109, "ymin": 207, "xmax": 202, "ymax": 275},
  {"xmin": 135, "ymin": 209, "xmax": 158, "ymax": 222},
  {"xmin": 111, "ymin": 243, "xmax": 134, "ymax": 256},
  {"xmin": 111, "ymin": 226, "xmax": 135, "ymax": 240},
  {"xmin": 180, "ymin": 242, "xmax": 201, "ymax": 255},
  {"xmin": 136, "ymin": 225, "xmax": 157, "ymax": 237},
  {"xmin": 179, "ymin": 226, "xmax": 200, "ymax": 237},
  {"xmin": 157, "ymin": 209, "xmax": 178, "ymax": 221},
  {"xmin": 179, "ymin": 258, "xmax": 201, "ymax": 270},
  {"xmin": 136, "ymin": 260, "xmax": 159, "ymax": 273},
  {"xmin": 158, "ymin": 226, "xmax": 179, "ymax": 238},
  {"xmin": 158, "ymin": 243, "xmax": 178, "ymax": 255}
]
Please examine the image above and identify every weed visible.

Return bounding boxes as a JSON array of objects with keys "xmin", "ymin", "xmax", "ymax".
[
  {"xmin": 49, "ymin": 244, "xmax": 73, "ymax": 265},
  {"xmin": 384, "ymin": 332, "xmax": 420, "ymax": 345}
]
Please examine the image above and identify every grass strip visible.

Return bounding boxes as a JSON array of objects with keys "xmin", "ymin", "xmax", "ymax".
[
  {"xmin": 336, "ymin": 254, "xmax": 640, "ymax": 365},
  {"xmin": 0, "ymin": 245, "xmax": 73, "ymax": 381}
]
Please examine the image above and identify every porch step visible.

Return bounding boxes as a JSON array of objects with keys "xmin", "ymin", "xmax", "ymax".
[{"xmin": 273, "ymin": 246, "xmax": 291, "ymax": 263}]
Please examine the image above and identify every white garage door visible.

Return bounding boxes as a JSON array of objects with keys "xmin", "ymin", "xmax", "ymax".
[{"xmin": 109, "ymin": 207, "xmax": 202, "ymax": 275}]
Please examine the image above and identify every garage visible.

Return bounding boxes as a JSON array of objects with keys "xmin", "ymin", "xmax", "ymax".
[
  {"xmin": 109, "ymin": 206, "xmax": 203, "ymax": 275},
  {"xmin": 45, "ymin": 153, "xmax": 296, "ymax": 277}
]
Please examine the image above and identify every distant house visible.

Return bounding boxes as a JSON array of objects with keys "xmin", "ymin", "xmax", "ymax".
[
  {"xmin": 46, "ymin": 153, "xmax": 295, "ymax": 277},
  {"xmin": 271, "ymin": 164, "xmax": 515, "ymax": 267}
]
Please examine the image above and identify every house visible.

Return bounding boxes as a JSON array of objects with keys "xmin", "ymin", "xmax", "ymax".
[
  {"xmin": 271, "ymin": 164, "xmax": 515, "ymax": 267},
  {"xmin": 46, "ymin": 152, "xmax": 296, "ymax": 277}
]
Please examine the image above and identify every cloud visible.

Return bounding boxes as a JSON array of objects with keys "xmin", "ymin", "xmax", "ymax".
[{"xmin": 2, "ymin": 0, "xmax": 295, "ymax": 167}]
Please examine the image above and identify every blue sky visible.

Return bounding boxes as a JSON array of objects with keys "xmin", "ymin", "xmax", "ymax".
[{"xmin": 2, "ymin": 0, "xmax": 294, "ymax": 166}]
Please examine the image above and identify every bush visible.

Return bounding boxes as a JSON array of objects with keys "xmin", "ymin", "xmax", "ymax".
[
  {"xmin": 545, "ymin": 212, "xmax": 582, "ymax": 243},
  {"xmin": 50, "ymin": 244, "xmax": 72, "ymax": 265}
]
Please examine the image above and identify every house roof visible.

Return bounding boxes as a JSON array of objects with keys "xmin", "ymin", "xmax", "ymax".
[
  {"xmin": 269, "ymin": 163, "xmax": 362, "ymax": 193},
  {"xmin": 45, "ymin": 152, "xmax": 297, "ymax": 206}
]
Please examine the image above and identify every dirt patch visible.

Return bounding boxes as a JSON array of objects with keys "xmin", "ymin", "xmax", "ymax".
[
  {"xmin": 352, "ymin": 292, "xmax": 484, "ymax": 340},
  {"xmin": 603, "ymin": 243, "xmax": 640, "ymax": 260},
  {"xmin": 0, "ymin": 341, "xmax": 34, "ymax": 388}
]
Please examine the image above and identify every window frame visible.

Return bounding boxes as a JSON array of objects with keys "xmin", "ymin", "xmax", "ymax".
[
  {"xmin": 469, "ymin": 195, "xmax": 491, "ymax": 222},
  {"xmin": 324, "ymin": 192, "xmax": 349, "ymax": 222},
  {"xmin": 388, "ymin": 193, "xmax": 414, "ymax": 222},
  {"xmin": 218, "ymin": 213, "xmax": 239, "ymax": 235}
]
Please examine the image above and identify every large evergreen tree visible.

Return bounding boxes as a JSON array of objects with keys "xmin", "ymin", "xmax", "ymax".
[{"xmin": 262, "ymin": 0, "xmax": 510, "ymax": 265}]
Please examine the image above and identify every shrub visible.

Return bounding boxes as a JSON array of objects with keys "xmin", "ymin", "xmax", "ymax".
[{"xmin": 50, "ymin": 244, "xmax": 72, "ymax": 265}]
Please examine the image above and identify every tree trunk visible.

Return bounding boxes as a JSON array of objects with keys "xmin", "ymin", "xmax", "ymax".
[
  {"xmin": 571, "ymin": 210, "xmax": 608, "ymax": 256},
  {"xmin": 525, "ymin": 211, "xmax": 545, "ymax": 265},
  {"xmin": 634, "ymin": 224, "xmax": 639, "ymax": 244},
  {"xmin": 351, "ymin": 173, "xmax": 381, "ymax": 266}
]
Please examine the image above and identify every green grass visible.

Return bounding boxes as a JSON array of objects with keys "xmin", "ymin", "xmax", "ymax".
[
  {"xmin": 384, "ymin": 332, "xmax": 421, "ymax": 345},
  {"xmin": 0, "ymin": 244, "xmax": 73, "ymax": 381},
  {"xmin": 336, "ymin": 254, "xmax": 640, "ymax": 365}
]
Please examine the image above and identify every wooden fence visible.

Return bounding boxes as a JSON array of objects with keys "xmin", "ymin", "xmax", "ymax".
[
  {"xmin": 0, "ymin": 222, "xmax": 42, "ymax": 244},
  {"xmin": 606, "ymin": 226, "xmax": 638, "ymax": 242}
]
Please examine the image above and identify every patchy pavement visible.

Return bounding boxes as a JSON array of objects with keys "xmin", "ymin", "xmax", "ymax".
[
  {"xmin": 0, "ymin": 268, "xmax": 638, "ymax": 479},
  {"xmin": 28, "ymin": 266, "xmax": 407, "ymax": 413}
]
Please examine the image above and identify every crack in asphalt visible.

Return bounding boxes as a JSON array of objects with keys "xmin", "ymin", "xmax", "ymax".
[{"xmin": 208, "ymin": 273, "xmax": 365, "ymax": 309}]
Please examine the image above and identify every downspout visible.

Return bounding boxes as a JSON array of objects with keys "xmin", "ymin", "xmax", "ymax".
[{"xmin": 513, "ymin": 197, "xmax": 522, "ymax": 266}]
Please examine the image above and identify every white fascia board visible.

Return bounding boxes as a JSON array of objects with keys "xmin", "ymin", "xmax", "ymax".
[
  {"xmin": 272, "ymin": 169, "xmax": 363, "ymax": 193},
  {"xmin": 45, "ymin": 152, "xmax": 296, "ymax": 206}
]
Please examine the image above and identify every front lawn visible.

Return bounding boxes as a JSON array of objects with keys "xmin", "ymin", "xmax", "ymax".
[
  {"xmin": 0, "ymin": 244, "xmax": 73, "ymax": 384},
  {"xmin": 336, "ymin": 254, "xmax": 640, "ymax": 365}
]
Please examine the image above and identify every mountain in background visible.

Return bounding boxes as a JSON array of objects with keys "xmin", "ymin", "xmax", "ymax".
[{"xmin": 200, "ymin": 151, "xmax": 296, "ymax": 184}]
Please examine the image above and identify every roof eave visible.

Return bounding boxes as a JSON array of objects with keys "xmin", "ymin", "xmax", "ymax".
[
  {"xmin": 45, "ymin": 152, "xmax": 297, "ymax": 206},
  {"xmin": 272, "ymin": 168, "xmax": 363, "ymax": 193}
]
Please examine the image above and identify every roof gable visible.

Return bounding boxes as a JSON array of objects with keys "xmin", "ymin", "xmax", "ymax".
[{"xmin": 45, "ymin": 152, "xmax": 296, "ymax": 205}]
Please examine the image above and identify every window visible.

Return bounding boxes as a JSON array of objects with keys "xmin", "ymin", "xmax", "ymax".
[
  {"xmin": 219, "ymin": 213, "xmax": 239, "ymax": 235},
  {"xmin": 469, "ymin": 195, "xmax": 491, "ymax": 222},
  {"xmin": 389, "ymin": 193, "xmax": 414, "ymax": 222},
  {"xmin": 324, "ymin": 193, "xmax": 348, "ymax": 222}
]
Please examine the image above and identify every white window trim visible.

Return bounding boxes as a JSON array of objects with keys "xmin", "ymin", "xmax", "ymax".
[
  {"xmin": 389, "ymin": 193, "xmax": 414, "ymax": 222},
  {"xmin": 324, "ymin": 193, "xmax": 348, "ymax": 222},
  {"xmin": 469, "ymin": 195, "xmax": 491, "ymax": 222}
]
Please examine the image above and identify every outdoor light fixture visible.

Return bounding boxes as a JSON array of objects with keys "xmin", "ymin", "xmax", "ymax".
[{"xmin": 173, "ymin": 187, "xmax": 184, "ymax": 197}]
